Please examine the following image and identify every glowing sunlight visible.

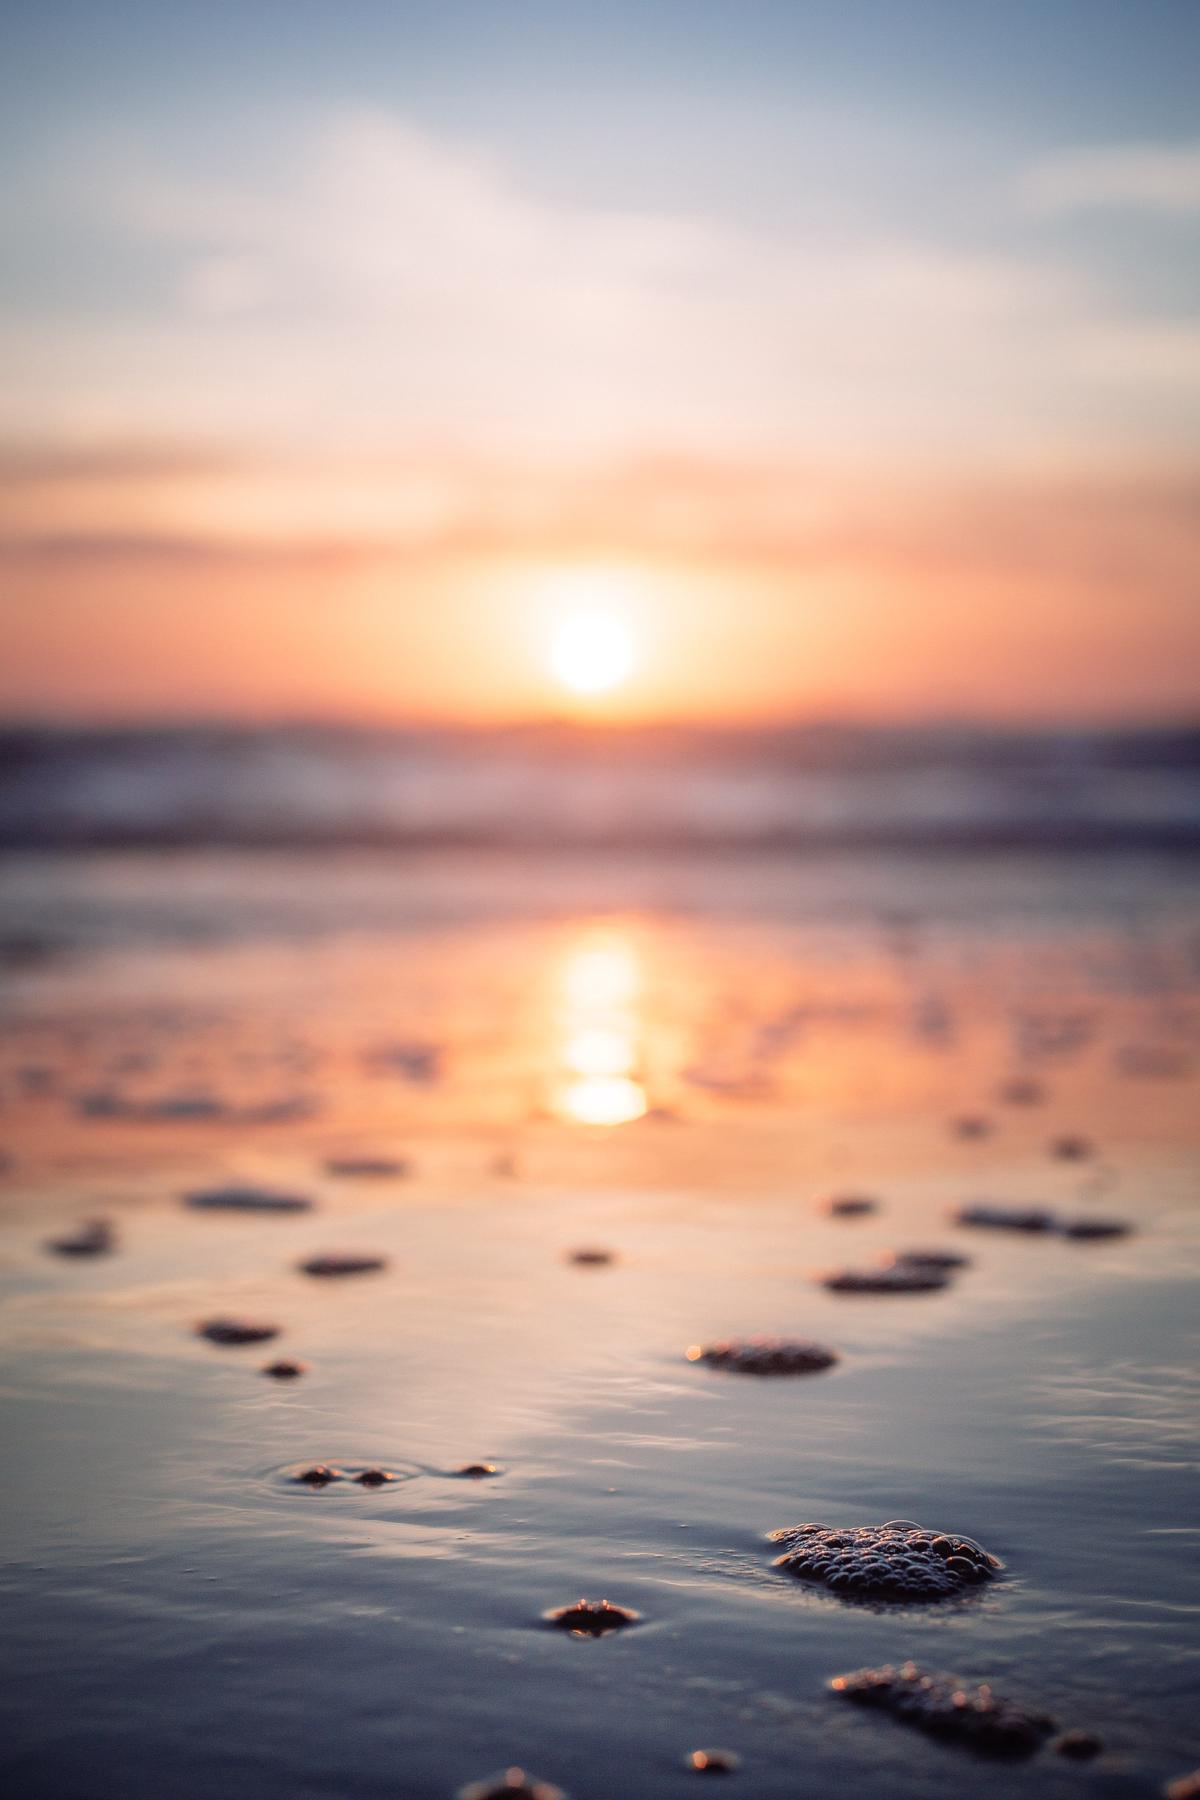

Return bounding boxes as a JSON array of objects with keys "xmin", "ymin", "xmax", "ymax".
[{"xmin": 550, "ymin": 609, "xmax": 636, "ymax": 697}]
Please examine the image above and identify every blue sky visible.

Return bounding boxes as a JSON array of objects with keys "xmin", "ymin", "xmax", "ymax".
[
  {"xmin": 3, "ymin": 2, "xmax": 1197, "ymax": 137},
  {"xmin": 4, "ymin": 2, "xmax": 1197, "ymax": 285},
  {"xmin": 3, "ymin": 0, "xmax": 1196, "ymax": 396}
]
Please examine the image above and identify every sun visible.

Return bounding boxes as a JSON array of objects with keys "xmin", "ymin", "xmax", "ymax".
[{"xmin": 550, "ymin": 610, "xmax": 635, "ymax": 697}]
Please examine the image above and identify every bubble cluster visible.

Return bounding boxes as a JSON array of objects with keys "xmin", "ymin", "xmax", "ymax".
[
  {"xmin": 287, "ymin": 1463, "xmax": 408, "ymax": 1488},
  {"xmin": 684, "ymin": 1748, "xmax": 742, "ymax": 1774},
  {"xmin": 293, "ymin": 1464, "xmax": 343, "ymax": 1486},
  {"xmin": 1055, "ymin": 1730, "xmax": 1102, "ymax": 1760},
  {"xmin": 458, "ymin": 1771, "xmax": 567, "ymax": 1800},
  {"xmin": 544, "ymin": 1599, "xmax": 640, "ymax": 1636},
  {"xmin": 830, "ymin": 1662, "xmax": 1055, "ymax": 1757},
  {"xmin": 770, "ymin": 1520, "xmax": 1001, "ymax": 1601}
]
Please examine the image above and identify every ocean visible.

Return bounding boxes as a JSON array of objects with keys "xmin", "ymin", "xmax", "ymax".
[{"xmin": 0, "ymin": 729, "xmax": 1197, "ymax": 1799}]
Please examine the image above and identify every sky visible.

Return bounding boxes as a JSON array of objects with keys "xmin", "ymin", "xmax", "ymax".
[{"xmin": 1, "ymin": 0, "xmax": 1197, "ymax": 724}]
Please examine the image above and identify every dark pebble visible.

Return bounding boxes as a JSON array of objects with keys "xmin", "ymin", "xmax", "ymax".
[
  {"xmin": 47, "ymin": 1218, "xmax": 115, "ymax": 1257},
  {"xmin": 184, "ymin": 1185, "xmax": 313, "ymax": 1213},
  {"xmin": 261, "ymin": 1359, "xmax": 308, "ymax": 1379},
  {"xmin": 1058, "ymin": 1216, "xmax": 1131, "ymax": 1240},
  {"xmin": 888, "ymin": 1249, "xmax": 971, "ymax": 1271},
  {"xmin": 18, "ymin": 1065, "xmax": 56, "ymax": 1095},
  {"xmin": 299, "ymin": 1253, "xmax": 387, "ymax": 1277},
  {"xmin": 198, "ymin": 1317, "xmax": 280, "ymax": 1346},
  {"xmin": 951, "ymin": 1116, "xmax": 991, "ymax": 1140},
  {"xmin": 76, "ymin": 1089, "xmax": 127, "ymax": 1118},
  {"xmin": 365, "ymin": 1040, "xmax": 442, "ymax": 1083},
  {"xmin": 822, "ymin": 1266, "xmax": 950, "ymax": 1294},
  {"xmin": 997, "ymin": 1077, "xmax": 1045, "ymax": 1106},
  {"xmin": 1115, "ymin": 1045, "xmax": 1190, "ymax": 1080},
  {"xmin": 954, "ymin": 1204, "xmax": 1056, "ymax": 1233},
  {"xmin": 687, "ymin": 1337, "xmax": 838, "ymax": 1375},
  {"xmin": 242, "ymin": 1094, "xmax": 318, "ymax": 1125},
  {"xmin": 323, "ymin": 1157, "xmax": 409, "ymax": 1178},
  {"xmin": 144, "ymin": 1092, "xmax": 226, "ymax": 1121},
  {"xmin": 820, "ymin": 1194, "xmax": 878, "ymax": 1217}
]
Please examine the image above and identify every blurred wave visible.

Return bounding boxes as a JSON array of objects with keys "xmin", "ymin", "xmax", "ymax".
[{"xmin": 1, "ymin": 721, "xmax": 1197, "ymax": 852}]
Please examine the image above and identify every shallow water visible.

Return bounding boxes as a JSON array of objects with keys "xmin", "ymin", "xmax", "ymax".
[{"xmin": 1, "ymin": 849, "xmax": 1198, "ymax": 1799}]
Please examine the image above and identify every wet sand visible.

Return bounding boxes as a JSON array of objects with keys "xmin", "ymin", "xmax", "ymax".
[{"xmin": 1, "ymin": 848, "xmax": 1198, "ymax": 1798}]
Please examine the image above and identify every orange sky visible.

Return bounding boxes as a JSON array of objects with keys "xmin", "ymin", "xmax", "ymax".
[
  {"xmin": 2, "ymin": 449, "xmax": 1197, "ymax": 723},
  {"xmin": 2, "ymin": 16, "xmax": 1198, "ymax": 725}
]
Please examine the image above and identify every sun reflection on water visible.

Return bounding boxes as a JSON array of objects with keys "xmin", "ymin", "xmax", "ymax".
[
  {"xmin": 558, "ymin": 1073, "xmax": 647, "ymax": 1125},
  {"xmin": 554, "ymin": 931, "xmax": 647, "ymax": 1125}
]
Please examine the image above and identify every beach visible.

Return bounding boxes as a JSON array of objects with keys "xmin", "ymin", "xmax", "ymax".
[
  {"xmin": 1, "ymin": 844, "xmax": 1197, "ymax": 1798},
  {"xmin": 6, "ymin": 1, "xmax": 1199, "ymax": 1791}
]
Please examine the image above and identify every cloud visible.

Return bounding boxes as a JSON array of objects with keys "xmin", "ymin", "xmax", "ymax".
[
  {"xmin": 1021, "ymin": 142, "xmax": 1200, "ymax": 214},
  {"xmin": 2, "ymin": 107, "xmax": 1195, "ymax": 483},
  {"xmin": 1, "ymin": 440, "xmax": 1195, "ymax": 606},
  {"xmin": 179, "ymin": 254, "xmax": 273, "ymax": 319},
  {"xmin": 0, "ymin": 443, "xmax": 238, "ymax": 485},
  {"xmin": 1, "ymin": 107, "xmax": 1097, "ymax": 463},
  {"xmin": 1064, "ymin": 320, "xmax": 1200, "ymax": 385}
]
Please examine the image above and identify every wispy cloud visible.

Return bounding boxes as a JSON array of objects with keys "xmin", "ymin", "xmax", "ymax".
[
  {"xmin": 1021, "ymin": 141, "xmax": 1200, "ymax": 215},
  {"xmin": 1065, "ymin": 320, "xmax": 1200, "ymax": 385},
  {"xmin": 2, "ymin": 439, "xmax": 1195, "ymax": 600},
  {"xmin": 2, "ymin": 107, "xmax": 1121, "ymax": 463}
]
